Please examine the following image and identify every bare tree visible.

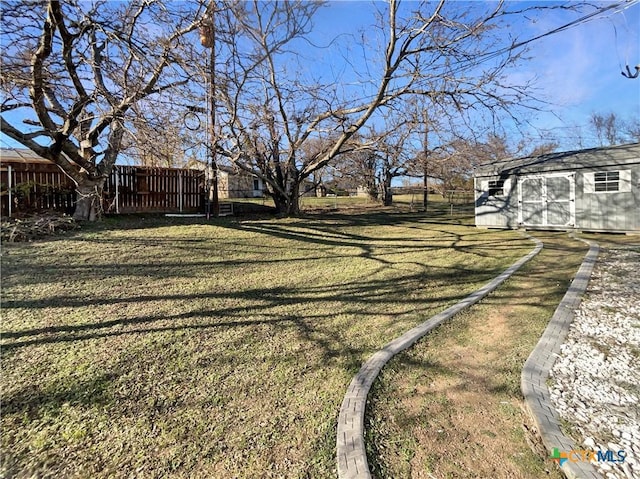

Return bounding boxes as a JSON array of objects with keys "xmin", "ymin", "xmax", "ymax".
[
  {"xmin": 589, "ymin": 112, "xmax": 640, "ymax": 146},
  {"xmin": 624, "ymin": 117, "xmax": 640, "ymax": 143},
  {"xmin": 427, "ymin": 133, "xmax": 524, "ymax": 197},
  {"xmin": 428, "ymin": 139, "xmax": 479, "ymax": 197},
  {"xmin": 325, "ymin": 119, "xmax": 421, "ymax": 205},
  {"xmin": 590, "ymin": 112, "xmax": 622, "ymax": 146},
  {"xmin": 527, "ymin": 141, "xmax": 560, "ymax": 157},
  {"xmin": 553, "ymin": 113, "xmax": 639, "ymax": 150},
  {"xmin": 212, "ymin": 0, "xmax": 581, "ymax": 215},
  {"xmin": 333, "ymin": 144, "xmax": 380, "ymax": 200},
  {"xmin": 125, "ymin": 99, "xmax": 198, "ymax": 168},
  {"xmin": 212, "ymin": 0, "xmax": 330, "ymax": 214},
  {"xmin": 370, "ymin": 116, "xmax": 420, "ymax": 206},
  {"xmin": 1, "ymin": 0, "xmax": 204, "ymax": 220}
]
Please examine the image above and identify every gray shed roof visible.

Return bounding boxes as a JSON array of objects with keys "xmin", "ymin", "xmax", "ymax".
[{"xmin": 474, "ymin": 142, "xmax": 640, "ymax": 177}]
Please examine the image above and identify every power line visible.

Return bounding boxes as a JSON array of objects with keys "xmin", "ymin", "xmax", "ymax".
[
  {"xmin": 305, "ymin": 1, "xmax": 640, "ymax": 108},
  {"xmin": 448, "ymin": 0, "xmax": 640, "ymax": 74}
]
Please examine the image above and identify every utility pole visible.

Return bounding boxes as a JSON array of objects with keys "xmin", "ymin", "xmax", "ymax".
[
  {"xmin": 199, "ymin": 2, "xmax": 219, "ymax": 218},
  {"xmin": 422, "ymin": 110, "xmax": 429, "ymax": 212}
]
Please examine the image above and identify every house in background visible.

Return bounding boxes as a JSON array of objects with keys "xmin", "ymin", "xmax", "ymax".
[
  {"xmin": 474, "ymin": 143, "xmax": 640, "ymax": 233},
  {"xmin": 216, "ymin": 165, "xmax": 264, "ymax": 199}
]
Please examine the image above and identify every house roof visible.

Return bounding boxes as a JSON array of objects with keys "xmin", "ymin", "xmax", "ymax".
[
  {"xmin": 217, "ymin": 164, "xmax": 240, "ymax": 175},
  {"xmin": 217, "ymin": 164, "xmax": 259, "ymax": 177},
  {"xmin": 0, "ymin": 148, "xmax": 57, "ymax": 164},
  {"xmin": 474, "ymin": 142, "xmax": 640, "ymax": 177},
  {"xmin": 0, "ymin": 148, "xmax": 239, "ymax": 173}
]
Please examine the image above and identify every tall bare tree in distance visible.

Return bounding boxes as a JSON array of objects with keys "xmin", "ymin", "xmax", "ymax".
[
  {"xmin": 588, "ymin": 112, "xmax": 640, "ymax": 147},
  {"xmin": 210, "ymin": 0, "xmax": 593, "ymax": 215}
]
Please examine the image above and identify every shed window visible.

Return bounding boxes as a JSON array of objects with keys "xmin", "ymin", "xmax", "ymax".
[
  {"xmin": 253, "ymin": 178, "xmax": 260, "ymax": 190},
  {"xmin": 488, "ymin": 179, "xmax": 505, "ymax": 196},
  {"xmin": 594, "ymin": 171, "xmax": 619, "ymax": 192}
]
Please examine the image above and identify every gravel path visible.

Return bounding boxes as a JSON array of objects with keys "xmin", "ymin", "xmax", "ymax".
[{"xmin": 549, "ymin": 247, "xmax": 640, "ymax": 479}]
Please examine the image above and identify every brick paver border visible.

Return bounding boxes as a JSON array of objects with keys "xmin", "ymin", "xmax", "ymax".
[
  {"xmin": 336, "ymin": 235, "xmax": 544, "ymax": 479},
  {"xmin": 521, "ymin": 236, "xmax": 601, "ymax": 479}
]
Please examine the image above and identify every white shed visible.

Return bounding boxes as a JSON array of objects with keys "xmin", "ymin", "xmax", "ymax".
[{"xmin": 474, "ymin": 143, "xmax": 640, "ymax": 233}]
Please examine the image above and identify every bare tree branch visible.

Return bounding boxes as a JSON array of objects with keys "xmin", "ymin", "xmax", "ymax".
[{"xmin": 1, "ymin": 0, "xmax": 206, "ymax": 220}]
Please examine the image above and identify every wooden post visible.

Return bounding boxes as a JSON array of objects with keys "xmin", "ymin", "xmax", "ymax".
[
  {"xmin": 179, "ymin": 170, "xmax": 183, "ymax": 212},
  {"xmin": 115, "ymin": 167, "xmax": 120, "ymax": 214},
  {"xmin": 201, "ymin": 2, "xmax": 219, "ymax": 218},
  {"xmin": 8, "ymin": 164, "xmax": 13, "ymax": 218},
  {"xmin": 422, "ymin": 110, "xmax": 429, "ymax": 212}
]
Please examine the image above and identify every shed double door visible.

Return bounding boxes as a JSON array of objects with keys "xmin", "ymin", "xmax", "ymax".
[{"xmin": 518, "ymin": 173, "xmax": 575, "ymax": 227}]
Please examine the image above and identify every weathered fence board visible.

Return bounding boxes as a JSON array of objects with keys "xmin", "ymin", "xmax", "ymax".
[
  {"xmin": 103, "ymin": 166, "xmax": 204, "ymax": 214},
  {"xmin": 1, "ymin": 154, "xmax": 205, "ymax": 217}
]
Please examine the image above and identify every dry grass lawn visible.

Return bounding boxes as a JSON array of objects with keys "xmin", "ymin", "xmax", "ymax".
[{"xmin": 1, "ymin": 212, "xmax": 528, "ymax": 478}]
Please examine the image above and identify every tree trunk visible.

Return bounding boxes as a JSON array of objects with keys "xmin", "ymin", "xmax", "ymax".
[
  {"xmin": 286, "ymin": 196, "xmax": 300, "ymax": 216},
  {"xmin": 366, "ymin": 178, "xmax": 378, "ymax": 201},
  {"xmin": 73, "ymin": 180, "xmax": 105, "ymax": 221},
  {"xmin": 270, "ymin": 183, "xmax": 301, "ymax": 216},
  {"xmin": 380, "ymin": 171, "xmax": 393, "ymax": 206},
  {"xmin": 272, "ymin": 194, "xmax": 301, "ymax": 216},
  {"xmin": 381, "ymin": 185, "xmax": 393, "ymax": 206}
]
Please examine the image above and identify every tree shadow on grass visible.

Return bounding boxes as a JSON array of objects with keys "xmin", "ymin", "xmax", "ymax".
[
  {"xmin": 1, "ymin": 214, "xmax": 537, "ymax": 360},
  {"xmin": 2, "ymin": 372, "xmax": 118, "ymax": 417},
  {"xmin": 47, "ymin": 208, "xmax": 473, "ymax": 237},
  {"xmin": 1, "ymin": 210, "xmax": 528, "ymax": 291},
  {"xmin": 0, "ymin": 214, "xmax": 542, "ymax": 387},
  {"xmin": 1, "ymin": 265, "xmax": 500, "ymax": 346},
  {"xmin": 0, "ymin": 224, "xmax": 578, "ymax": 479}
]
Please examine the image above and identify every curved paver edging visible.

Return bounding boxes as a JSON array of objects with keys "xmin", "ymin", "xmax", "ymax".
[
  {"xmin": 336, "ymin": 235, "xmax": 543, "ymax": 479},
  {"xmin": 521, "ymin": 235, "xmax": 601, "ymax": 479}
]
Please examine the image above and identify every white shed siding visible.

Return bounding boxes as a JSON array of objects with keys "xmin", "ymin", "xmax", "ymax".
[
  {"xmin": 577, "ymin": 168, "xmax": 638, "ymax": 231},
  {"xmin": 474, "ymin": 143, "xmax": 640, "ymax": 233}
]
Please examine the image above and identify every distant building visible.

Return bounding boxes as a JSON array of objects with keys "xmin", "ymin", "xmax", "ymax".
[
  {"xmin": 217, "ymin": 165, "xmax": 264, "ymax": 198},
  {"xmin": 474, "ymin": 143, "xmax": 640, "ymax": 233}
]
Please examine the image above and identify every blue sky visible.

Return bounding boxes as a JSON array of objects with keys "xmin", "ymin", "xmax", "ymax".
[
  {"xmin": 309, "ymin": 0, "xmax": 640, "ymax": 150},
  {"xmin": 517, "ymin": 0, "xmax": 640, "ymax": 146},
  {"xmin": 2, "ymin": 0, "xmax": 639, "ymax": 154}
]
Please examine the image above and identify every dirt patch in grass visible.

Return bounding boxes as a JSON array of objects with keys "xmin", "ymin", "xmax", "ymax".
[{"xmin": 367, "ymin": 233, "xmax": 587, "ymax": 479}]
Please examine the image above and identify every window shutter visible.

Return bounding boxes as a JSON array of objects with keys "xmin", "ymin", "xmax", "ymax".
[
  {"xmin": 583, "ymin": 172, "xmax": 594, "ymax": 194},
  {"xmin": 619, "ymin": 170, "xmax": 631, "ymax": 192}
]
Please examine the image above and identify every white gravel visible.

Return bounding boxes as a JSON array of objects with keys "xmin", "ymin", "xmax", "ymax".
[{"xmin": 549, "ymin": 247, "xmax": 640, "ymax": 479}]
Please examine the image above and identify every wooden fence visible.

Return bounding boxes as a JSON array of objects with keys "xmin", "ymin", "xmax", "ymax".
[
  {"xmin": 105, "ymin": 166, "xmax": 204, "ymax": 214},
  {"xmin": 0, "ymin": 158, "xmax": 76, "ymax": 217},
  {"xmin": 1, "ymin": 157, "xmax": 205, "ymax": 218}
]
